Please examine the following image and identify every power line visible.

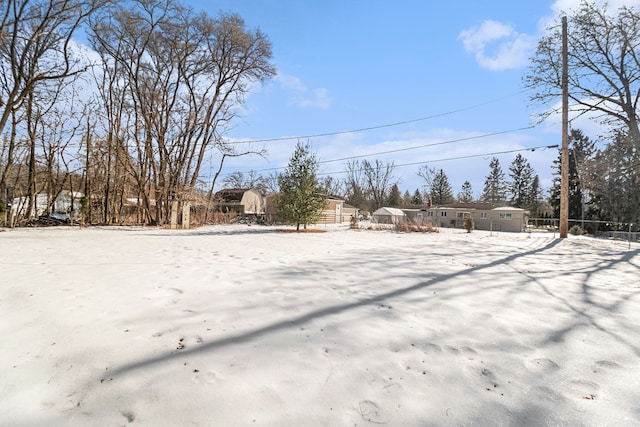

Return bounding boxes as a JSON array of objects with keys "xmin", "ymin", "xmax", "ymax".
[
  {"xmin": 223, "ymin": 124, "xmax": 540, "ymax": 176},
  {"xmin": 317, "ymin": 144, "xmax": 559, "ymax": 177},
  {"xmin": 227, "ymin": 90, "xmax": 529, "ymax": 144},
  {"xmin": 318, "ymin": 125, "xmax": 536, "ymax": 164}
]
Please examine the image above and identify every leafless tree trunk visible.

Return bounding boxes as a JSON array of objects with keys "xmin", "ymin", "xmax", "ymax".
[
  {"xmin": 362, "ymin": 159, "xmax": 396, "ymax": 211},
  {"xmin": 89, "ymin": 0, "xmax": 275, "ymax": 225},
  {"xmin": 525, "ymin": 1, "xmax": 640, "ymax": 150}
]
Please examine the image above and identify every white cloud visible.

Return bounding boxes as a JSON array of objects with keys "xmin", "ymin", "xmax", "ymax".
[
  {"xmin": 275, "ymin": 73, "xmax": 333, "ymax": 109},
  {"xmin": 458, "ymin": 20, "xmax": 536, "ymax": 71}
]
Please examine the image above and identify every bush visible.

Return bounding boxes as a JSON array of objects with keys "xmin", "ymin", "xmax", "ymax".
[
  {"xmin": 569, "ymin": 225, "xmax": 583, "ymax": 235},
  {"xmin": 464, "ymin": 213, "xmax": 474, "ymax": 233}
]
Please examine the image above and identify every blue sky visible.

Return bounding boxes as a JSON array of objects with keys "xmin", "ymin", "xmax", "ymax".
[{"xmin": 186, "ymin": 0, "xmax": 635, "ymax": 197}]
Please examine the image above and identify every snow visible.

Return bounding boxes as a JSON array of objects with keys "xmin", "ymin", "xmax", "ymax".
[{"xmin": 1, "ymin": 224, "xmax": 639, "ymax": 426}]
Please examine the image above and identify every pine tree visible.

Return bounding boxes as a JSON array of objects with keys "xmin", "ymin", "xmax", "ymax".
[
  {"xmin": 277, "ymin": 141, "xmax": 327, "ymax": 231},
  {"xmin": 387, "ymin": 183, "xmax": 402, "ymax": 207},
  {"xmin": 508, "ymin": 154, "xmax": 534, "ymax": 208},
  {"xmin": 585, "ymin": 132, "xmax": 639, "ymax": 227},
  {"xmin": 402, "ymin": 190, "xmax": 412, "ymax": 207},
  {"xmin": 431, "ymin": 169, "xmax": 453, "ymax": 205},
  {"xmin": 549, "ymin": 129, "xmax": 596, "ymax": 219},
  {"xmin": 411, "ymin": 188, "xmax": 423, "ymax": 205},
  {"xmin": 528, "ymin": 175, "xmax": 542, "ymax": 216},
  {"xmin": 457, "ymin": 180, "xmax": 473, "ymax": 202},
  {"xmin": 481, "ymin": 157, "xmax": 507, "ymax": 202}
]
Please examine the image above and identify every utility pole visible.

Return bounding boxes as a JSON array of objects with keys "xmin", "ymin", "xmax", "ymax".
[{"xmin": 560, "ymin": 15, "xmax": 569, "ymax": 238}]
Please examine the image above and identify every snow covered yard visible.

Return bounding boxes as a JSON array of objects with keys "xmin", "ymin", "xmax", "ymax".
[{"xmin": 1, "ymin": 225, "xmax": 639, "ymax": 426}]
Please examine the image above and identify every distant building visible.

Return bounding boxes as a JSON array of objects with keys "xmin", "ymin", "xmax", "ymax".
[
  {"xmin": 214, "ymin": 188, "xmax": 265, "ymax": 216},
  {"xmin": 11, "ymin": 190, "xmax": 84, "ymax": 218},
  {"xmin": 319, "ymin": 196, "xmax": 359, "ymax": 224},
  {"xmin": 402, "ymin": 203, "xmax": 530, "ymax": 232},
  {"xmin": 372, "ymin": 207, "xmax": 407, "ymax": 225}
]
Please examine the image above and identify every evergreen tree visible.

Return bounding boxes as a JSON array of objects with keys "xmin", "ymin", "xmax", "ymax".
[
  {"xmin": 457, "ymin": 180, "xmax": 473, "ymax": 202},
  {"xmin": 528, "ymin": 175, "xmax": 543, "ymax": 216},
  {"xmin": 464, "ymin": 213, "xmax": 474, "ymax": 233},
  {"xmin": 508, "ymin": 154, "xmax": 534, "ymax": 208},
  {"xmin": 387, "ymin": 183, "xmax": 403, "ymax": 207},
  {"xmin": 549, "ymin": 129, "xmax": 596, "ymax": 220},
  {"xmin": 277, "ymin": 141, "xmax": 327, "ymax": 231},
  {"xmin": 402, "ymin": 190, "xmax": 412, "ymax": 207},
  {"xmin": 481, "ymin": 157, "xmax": 507, "ymax": 202},
  {"xmin": 585, "ymin": 132, "xmax": 640, "ymax": 227},
  {"xmin": 431, "ymin": 169, "xmax": 454, "ymax": 205},
  {"xmin": 411, "ymin": 188, "xmax": 424, "ymax": 205}
]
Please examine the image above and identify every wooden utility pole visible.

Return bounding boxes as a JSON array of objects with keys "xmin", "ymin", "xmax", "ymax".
[{"xmin": 560, "ymin": 15, "xmax": 569, "ymax": 238}]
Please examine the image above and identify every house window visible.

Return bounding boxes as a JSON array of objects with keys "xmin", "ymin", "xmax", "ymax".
[
  {"xmin": 480, "ymin": 212, "xmax": 488, "ymax": 219},
  {"xmin": 456, "ymin": 212, "xmax": 470, "ymax": 219},
  {"xmin": 440, "ymin": 211, "xmax": 447, "ymax": 217},
  {"xmin": 427, "ymin": 211, "xmax": 434, "ymax": 217},
  {"xmin": 499, "ymin": 213, "xmax": 512, "ymax": 220}
]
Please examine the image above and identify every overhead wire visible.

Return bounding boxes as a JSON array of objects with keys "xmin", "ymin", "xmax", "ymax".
[
  {"xmin": 317, "ymin": 144, "xmax": 559, "ymax": 177},
  {"xmin": 225, "ymin": 89, "xmax": 530, "ymax": 145},
  {"xmin": 223, "ymin": 123, "xmax": 541, "ymax": 176}
]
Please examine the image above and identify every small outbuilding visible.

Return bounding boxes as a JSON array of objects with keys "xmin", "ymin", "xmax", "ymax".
[
  {"xmin": 214, "ymin": 188, "xmax": 265, "ymax": 215},
  {"xmin": 372, "ymin": 207, "xmax": 406, "ymax": 225}
]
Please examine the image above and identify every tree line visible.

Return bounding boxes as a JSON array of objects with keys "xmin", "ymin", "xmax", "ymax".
[
  {"xmin": 0, "ymin": 0, "xmax": 275, "ymax": 226},
  {"xmin": 1, "ymin": 0, "xmax": 639, "ymax": 232}
]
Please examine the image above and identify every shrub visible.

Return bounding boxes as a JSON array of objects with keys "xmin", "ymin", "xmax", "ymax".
[
  {"xmin": 569, "ymin": 225, "xmax": 583, "ymax": 235},
  {"xmin": 464, "ymin": 213, "xmax": 474, "ymax": 233}
]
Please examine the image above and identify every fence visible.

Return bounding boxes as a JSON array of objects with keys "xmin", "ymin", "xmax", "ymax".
[{"xmin": 528, "ymin": 217, "xmax": 638, "ymax": 246}]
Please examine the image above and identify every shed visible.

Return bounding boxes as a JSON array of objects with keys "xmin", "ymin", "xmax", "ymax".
[
  {"xmin": 372, "ymin": 207, "xmax": 406, "ymax": 224},
  {"xmin": 214, "ymin": 188, "xmax": 265, "ymax": 215}
]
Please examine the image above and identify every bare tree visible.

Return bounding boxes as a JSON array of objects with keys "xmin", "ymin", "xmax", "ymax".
[
  {"xmin": 362, "ymin": 159, "xmax": 396, "ymax": 211},
  {"xmin": 525, "ymin": 1, "xmax": 640, "ymax": 150},
  {"xmin": 89, "ymin": 0, "xmax": 275, "ymax": 225},
  {"xmin": 222, "ymin": 170, "xmax": 270, "ymax": 193},
  {"xmin": 417, "ymin": 164, "xmax": 437, "ymax": 201},
  {"xmin": 0, "ymin": 0, "xmax": 105, "ymax": 205},
  {"xmin": 344, "ymin": 159, "xmax": 369, "ymax": 211}
]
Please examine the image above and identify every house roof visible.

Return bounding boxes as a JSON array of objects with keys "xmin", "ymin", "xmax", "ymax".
[
  {"xmin": 373, "ymin": 207, "xmax": 406, "ymax": 216},
  {"xmin": 215, "ymin": 188, "xmax": 256, "ymax": 203},
  {"xmin": 493, "ymin": 206, "xmax": 527, "ymax": 211}
]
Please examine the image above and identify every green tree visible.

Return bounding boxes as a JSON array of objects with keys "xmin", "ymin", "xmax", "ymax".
[
  {"xmin": 277, "ymin": 142, "xmax": 327, "ymax": 231},
  {"xmin": 549, "ymin": 129, "xmax": 596, "ymax": 219},
  {"xmin": 457, "ymin": 180, "xmax": 473, "ymax": 202},
  {"xmin": 481, "ymin": 157, "xmax": 507, "ymax": 202},
  {"xmin": 528, "ymin": 175, "xmax": 543, "ymax": 216},
  {"xmin": 387, "ymin": 183, "xmax": 402, "ymax": 207},
  {"xmin": 411, "ymin": 188, "xmax": 423, "ymax": 205},
  {"xmin": 508, "ymin": 154, "xmax": 534, "ymax": 208},
  {"xmin": 464, "ymin": 213, "xmax": 474, "ymax": 233},
  {"xmin": 402, "ymin": 190, "xmax": 412, "ymax": 207},
  {"xmin": 431, "ymin": 169, "xmax": 453, "ymax": 205},
  {"xmin": 584, "ymin": 132, "xmax": 640, "ymax": 228}
]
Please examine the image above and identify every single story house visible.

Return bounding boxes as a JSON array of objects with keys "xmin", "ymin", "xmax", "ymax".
[
  {"xmin": 402, "ymin": 203, "xmax": 529, "ymax": 232},
  {"xmin": 372, "ymin": 207, "xmax": 407, "ymax": 225},
  {"xmin": 214, "ymin": 188, "xmax": 265, "ymax": 215}
]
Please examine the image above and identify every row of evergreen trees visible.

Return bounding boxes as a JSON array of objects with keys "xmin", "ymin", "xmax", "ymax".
[
  {"xmin": 386, "ymin": 154, "xmax": 541, "ymax": 212},
  {"xmin": 241, "ymin": 127, "xmax": 640, "ymax": 232},
  {"xmin": 273, "ymin": 142, "xmax": 543, "ymax": 230}
]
